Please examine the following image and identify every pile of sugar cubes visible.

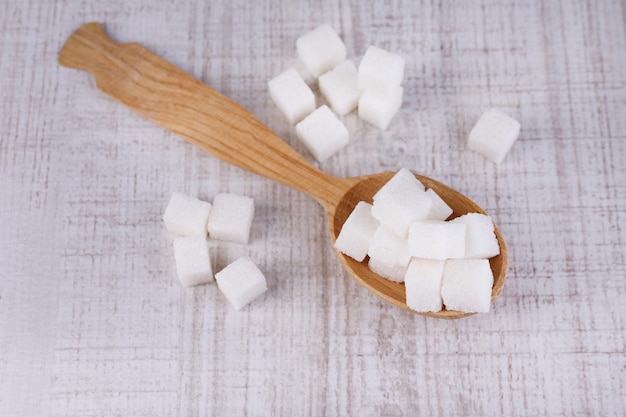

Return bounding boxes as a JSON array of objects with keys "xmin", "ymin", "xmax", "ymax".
[
  {"xmin": 269, "ymin": 26, "xmax": 522, "ymax": 164},
  {"xmin": 162, "ymin": 192, "xmax": 268, "ymax": 310},
  {"xmin": 334, "ymin": 168, "xmax": 500, "ymax": 313},
  {"xmin": 268, "ymin": 24, "xmax": 405, "ymax": 163}
]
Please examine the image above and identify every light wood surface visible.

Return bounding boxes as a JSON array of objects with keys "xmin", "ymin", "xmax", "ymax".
[
  {"xmin": 58, "ymin": 22, "xmax": 507, "ymax": 318},
  {"xmin": 1, "ymin": 0, "xmax": 625, "ymax": 416}
]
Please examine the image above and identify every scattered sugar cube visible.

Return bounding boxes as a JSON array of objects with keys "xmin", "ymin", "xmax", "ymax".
[
  {"xmin": 215, "ymin": 257, "xmax": 268, "ymax": 310},
  {"xmin": 296, "ymin": 24, "xmax": 347, "ymax": 77},
  {"xmin": 358, "ymin": 45, "xmax": 405, "ymax": 94},
  {"xmin": 366, "ymin": 225, "xmax": 411, "ymax": 282},
  {"xmin": 467, "ymin": 109, "xmax": 521, "ymax": 164},
  {"xmin": 425, "ymin": 188, "xmax": 453, "ymax": 221},
  {"xmin": 163, "ymin": 192, "xmax": 211, "ymax": 237},
  {"xmin": 441, "ymin": 259, "xmax": 494, "ymax": 313},
  {"xmin": 451, "ymin": 213, "xmax": 500, "ymax": 258},
  {"xmin": 357, "ymin": 86, "xmax": 403, "ymax": 130},
  {"xmin": 318, "ymin": 60, "xmax": 361, "ymax": 115},
  {"xmin": 408, "ymin": 220, "xmax": 466, "ymax": 260},
  {"xmin": 404, "ymin": 258, "xmax": 446, "ymax": 313},
  {"xmin": 334, "ymin": 201, "xmax": 380, "ymax": 262},
  {"xmin": 268, "ymin": 68, "xmax": 316, "ymax": 124},
  {"xmin": 207, "ymin": 193, "xmax": 255, "ymax": 244},
  {"xmin": 295, "ymin": 105, "xmax": 349, "ymax": 162},
  {"xmin": 371, "ymin": 168, "xmax": 432, "ymax": 238},
  {"xmin": 173, "ymin": 236, "xmax": 214, "ymax": 287}
]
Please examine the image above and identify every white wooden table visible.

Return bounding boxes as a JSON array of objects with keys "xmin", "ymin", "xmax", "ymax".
[{"xmin": 1, "ymin": 0, "xmax": 624, "ymax": 415}]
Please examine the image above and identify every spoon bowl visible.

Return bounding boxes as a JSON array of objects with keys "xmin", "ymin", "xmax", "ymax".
[
  {"xmin": 330, "ymin": 172, "xmax": 506, "ymax": 318},
  {"xmin": 59, "ymin": 22, "xmax": 507, "ymax": 318}
]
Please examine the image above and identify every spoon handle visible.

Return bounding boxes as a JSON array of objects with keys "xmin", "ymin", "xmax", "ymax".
[{"xmin": 59, "ymin": 22, "xmax": 351, "ymax": 208}]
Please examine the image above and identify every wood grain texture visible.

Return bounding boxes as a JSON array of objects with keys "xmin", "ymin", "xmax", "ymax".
[{"xmin": 1, "ymin": 0, "xmax": 625, "ymax": 416}]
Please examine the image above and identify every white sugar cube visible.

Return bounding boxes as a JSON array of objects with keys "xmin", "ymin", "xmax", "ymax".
[
  {"xmin": 441, "ymin": 259, "xmax": 494, "ymax": 313},
  {"xmin": 367, "ymin": 226, "xmax": 411, "ymax": 282},
  {"xmin": 268, "ymin": 68, "xmax": 316, "ymax": 124},
  {"xmin": 173, "ymin": 236, "xmax": 213, "ymax": 287},
  {"xmin": 467, "ymin": 109, "xmax": 521, "ymax": 164},
  {"xmin": 425, "ymin": 188, "xmax": 453, "ymax": 221},
  {"xmin": 373, "ymin": 167, "xmax": 425, "ymax": 195},
  {"xmin": 318, "ymin": 60, "xmax": 361, "ymax": 115},
  {"xmin": 207, "ymin": 193, "xmax": 255, "ymax": 244},
  {"xmin": 404, "ymin": 258, "xmax": 446, "ymax": 313},
  {"xmin": 358, "ymin": 86, "xmax": 403, "ymax": 130},
  {"xmin": 296, "ymin": 24, "xmax": 347, "ymax": 77},
  {"xmin": 368, "ymin": 257, "xmax": 410, "ymax": 283},
  {"xmin": 371, "ymin": 168, "xmax": 432, "ymax": 238},
  {"xmin": 451, "ymin": 213, "xmax": 500, "ymax": 258},
  {"xmin": 358, "ymin": 45, "xmax": 405, "ymax": 94},
  {"xmin": 408, "ymin": 220, "xmax": 466, "ymax": 260},
  {"xmin": 334, "ymin": 201, "xmax": 380, "ymax": 262},
  {"xmin": 295, "ymin": 105, "xmax": 349, "ymax": 162},
  {"xmin": 215, "ymin": 257, "xmax": 268, "ymax": 310},
  {"xmin": 163, "ymin": 192, "xmax": 211, "ymax": 236}
]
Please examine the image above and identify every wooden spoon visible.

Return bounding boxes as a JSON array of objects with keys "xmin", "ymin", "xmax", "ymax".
[{"xmin": 59, "ymin": 22, "xmax": 507, "ymax": 319}]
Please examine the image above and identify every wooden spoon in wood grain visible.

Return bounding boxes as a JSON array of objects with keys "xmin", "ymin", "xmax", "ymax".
[{"xmin": 59, "ymin": 22, "xmax": 507, "ymax": 319}]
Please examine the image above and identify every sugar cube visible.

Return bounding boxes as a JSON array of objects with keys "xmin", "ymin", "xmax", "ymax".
[
  {"xmin": 207, "ymin": 193, "xmax": 255, "ymax": 244},
  {"xmin": 358, "ymin": 45, "xmax": 405, "ymax": 94},
  {"xmin": 296, "ymin": 24, "xmax": 347, "ymax": 77},
  {"xmin": 451, "ymin": 213, "xmax": 500, "ymax": 258},
  {"xmin": 163, "ymin": 192, "xmax": 211, "ymax": 237},
  {"xmin": 268, "ymin": 68, "xmax": 316, "ymax": 124},
  {"xmin": 295, "ymin": 105, "xmax": 349, "ymax": 162},
  {"xmin": 215, "ymin": 257, "xmax": 268, "ymax": 310},
  {"xmin": 425, "ymin": 188, "xmax": 453, "ymax": 221},
  {"xmin": 357, "ymin": 86, "xmax": 403, "ymax": 130},
  {"xmin": 368, "ymin": 257, "xmax": 410, "ymax": 283},
  {"xmin": 318, "ymin": 60, "xmax": 361, "ymax": 115},
  {"xmin": 404, "ymin": 258, "xmax": 446, "ymax": 313},
  {"xmin": 173, "ymin": 236, "xmax": 213, "ymax": 287},
  {"xmin": 333, "ymin": 201, "xmax": 380, "ymax": 262},
  {"xmin": 373, "ymin": 167, "xmax": 425, "ymax": 196},
  {"xmin": 441, "ymin": 259, "xmax": 494, "ymax": 313},
  {"xmin": 366, "ymin": 225, "xmax": 411, "ymax": 282},
  {"xmin": 371, "ymin": 168, "xmax": 432, "ymax": 238},
  {"xmin": 467, "ymin": 109, "xmax": 521, "ymax": 164},
  {"xmin": 408, "ymin": 220, "xmax": 466, "ymax": 260}
]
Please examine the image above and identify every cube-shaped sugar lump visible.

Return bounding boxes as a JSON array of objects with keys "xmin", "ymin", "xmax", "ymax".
[
  {"xmin": 404, "ymin": 258, "xmax": 446, "ymax": 313},
  {"xmin": 334, "ymin": 201, "xmax": 380, "ymax": 262},
  {"xmin": 371, "ymin": 168, "xmax": 432, "ymax": 238},
  {"xmin": 408, "ymin": 220, "xmax": 466, "ymax": 260},
  {"xmin": 441, "ymin": 259, "xmax": 494, "ymax": 313},
  {"xmin": 368, "ymin": 257, "xmax": 410, "ymax": 283},
  {"xmin": 215, "ymin": 257, "xmax": 268, "ymax": 310},
  {"xmin": 207, "ymin": 193, "xmax": 255, "ymax": 244},
  {"xmin": 358, "ymin": 45, "xmax": 405, "ymax": 94},
  {"xmin": 296, "ymin": 24, "xmax": 347, "ymax": 77},
  {"xmin": 268, "ymin": 68, "xmax": 316, "ymax": 124},
  {"xmin": 173, "ymin": 236, "xmax": 213, "ymax": 287},
  {"xmin": 425, "ymin": 188, "xmax": 453, "ymax": 221},
  {"xmin": 295, "ymin": 105, "xmax": 349, "ymax": 162},
  {"xmin": 367, "ymin": 225, "xmax": 411, "ymax": 282},
  {"xmin": 358, "ymin": 86, "xmax": 403, "ymax": 130},
  {"xmin": 163, "ymin": 192, "xmax": 211, "ymax": 236},
  {"xmin": 467, "ymin": 109, "xmax": 521, "ymax": 164},
  {"xmin": 318, "ymin": 60, "xmax": 361, "ymax": 115},
  {"xmin": 451, "ymin": 213, "xmax": 500, "ymax": 258}
]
